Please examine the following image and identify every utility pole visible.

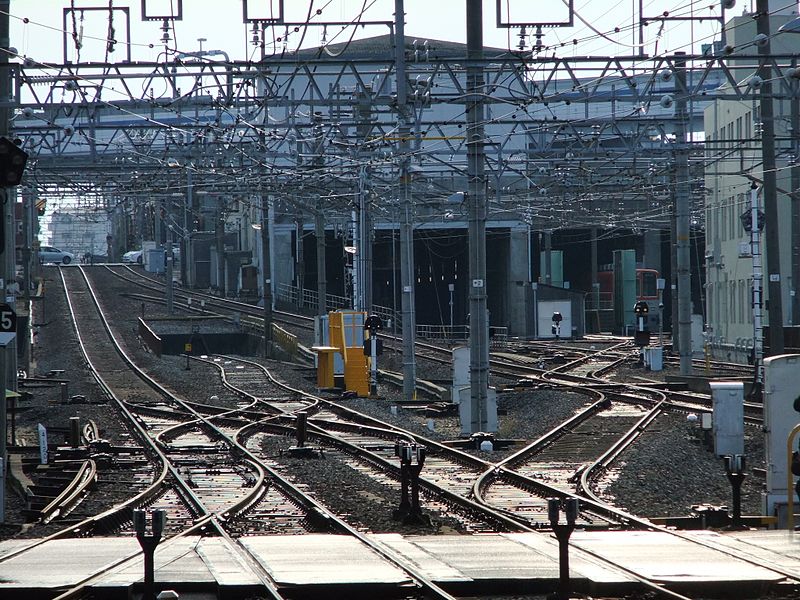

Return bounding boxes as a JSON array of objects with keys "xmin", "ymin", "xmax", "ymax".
[
  {"xmin": 466, "ymin": 0, "xmax": 489, "ymax": 432},
  {"xmin": 0, "ymin": 0, "xmax": 10, "ymax": 524},
  {"xmin": 315, "ymin": 203, "xmax": 327, "ymax": 316},
  {"xmin": 749, "ymin": 183, "xmax": 764, "ymax": 387},
  {"xmin": 312, "ymin": 112, "xmax": 327, "ymax": 317},
  {"xmin": 791, "ymin": 58, "xmax": 800, "ymax": 327},
  {"xmin": 354, "ymin": 168, "xmax": 373, "ymax": 312},
  {"xmin": 395, "ymin": 0, "xmax": 417, "ymax": 402},
  {"xmin": 674, "ymin": 52, "xmax": 692, "ymax": 375},
  {"xmin": 182, "ymin": 169, "xmax": 192, "ymax": 286},
  {"xmin": 358, "ymin": 169, "xmax": 373, "ymax": 313},
  {"xmin": 261, "ymin": 194, "xmax": 273, "ymax": 357},
  {"xmin": 295, "ymin": 210, "xmax": 304, "ymax": 308},
  {"xmin": 165, "ymin": 226, "xmax": 174, "ymax": 314},
  {"xmin": 756, "ymin": 0, "xmax": 784, "ymax": 355},
  {"xmin": 543, "ymin": 230, "xmax": 552, "ymax": 285},
  {"xmin": 215, "ymin": 198, "xmax": 225, "ymax": 297},
  {"xmin": 21, "ymin": 191, "xmax": 32, "ymax": 374},
  {"xmin": 590, "ymin": 227, "xmax": 598, "ymax": 290}
]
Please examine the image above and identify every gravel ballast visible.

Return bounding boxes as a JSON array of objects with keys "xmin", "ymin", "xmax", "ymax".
[{"xmin": 1, "ymin": 266, "xmax": 769, "ymax": 541}]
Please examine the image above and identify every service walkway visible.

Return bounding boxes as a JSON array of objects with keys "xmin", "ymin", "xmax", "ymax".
[{"xmin": 0, "ymin": 529, "xmax": 796, "ymax": 598}]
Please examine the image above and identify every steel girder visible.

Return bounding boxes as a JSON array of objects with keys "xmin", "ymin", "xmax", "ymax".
[{"xmin": 10, "ymin": 48, "xmax": 797, "ymax": 229}]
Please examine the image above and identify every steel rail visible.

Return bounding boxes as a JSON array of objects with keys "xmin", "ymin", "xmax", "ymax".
[
  {"xmin": 578, "ymin": 401, "xmax": 666, "ymax": 504},
  {"xmin": 37, "ymin": 459, "xmax": 97, "ymax": 524},
  {"xmin": 210, "ymin": 354, "xmax": 642, "ymax": 530},
  {"xmin": 83, "ymin": 270, "xmax": 459, "ymax": 600},
  {"xmin": 57, "ymin": 267, "xmax": 290, "ymax": 599},
  {"xmin": 65, "ymin": 266, "xmax": 210, "ymax": 520}
]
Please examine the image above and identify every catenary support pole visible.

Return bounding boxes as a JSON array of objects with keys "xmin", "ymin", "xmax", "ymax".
[
  {"xmin": 791, "ymin": 59, "xmax": 800, "ymax": 327},
  {"xmin": 295, "ymin": 211, "xmax": 304, "ymax": 308},
  {"xmin": 670, "ymin": 190, "xmax": 679, "ymax": 352},
  {"xmin": 674, "ymin": 52, "xmax": 692, "ymax": 375},
  {"xmin": 165, "ymin": 227, "xmax": 174, "ymax": 314},
  {"xmin": 181, "ymin": 170, "xmax": 191, "ymax": 286},
  {"xmin": 21, "ymin": 190, "xmax": 31, "ymax": 375},
  {"xmin": 466, "ymin": 0, "xmax": 489, "ymax": 432},
  {"xmin": 261, "ymin": 195, "xmax": 273, "ymax": 357},
  {"xmin": 0, "ymin": 0, "xmax": 9, "ymax": 524},
  {"xmin": 590, "ymin": 227, "xmax": 598, "ymax": 308},
  {"xmin": 543, "ymin": 230, "xmax": 552, "ymax": 285},
  {"xmin": 756, "ymin": 0, "xmax": 784, "ymax": 355},
  {"xmin": 395, "ymin": 0, "xmax": 417, "ymax": 401},
  {"xmin": 791, "ymin": 60, "xmax": 800, "ymax": 327},
  {"xmin": 215, "ymin": 198, "xmax": 225, "ymax": 297},
  {"xmin": 750, "ymin": 183, "xmax": 764, "ymax": 386},
  {"xmin": 361, "ymin": 173, "xmax": 373, "ymax": 313},
  {"xmin": 315, "ymin": 203, "xmax": 327, "ymax": 316}
]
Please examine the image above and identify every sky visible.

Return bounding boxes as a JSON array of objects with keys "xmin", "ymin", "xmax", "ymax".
[{"xmin": 6, "ymin": 0, "xmax": 746, "ymax": 66}]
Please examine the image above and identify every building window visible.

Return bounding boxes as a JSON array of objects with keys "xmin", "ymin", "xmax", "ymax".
[
  {"xmin": 745, "ymin": 112, "xmax": 751, "ymax": 142},
  {"xmin": 740, "ymin": 280, "xmax": 746, "ymax": 324}
]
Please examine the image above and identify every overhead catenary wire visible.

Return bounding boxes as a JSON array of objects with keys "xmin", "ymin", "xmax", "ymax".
[{"xmin": 4, "ymin": 0, "xmax": 797, "ymax": 235}]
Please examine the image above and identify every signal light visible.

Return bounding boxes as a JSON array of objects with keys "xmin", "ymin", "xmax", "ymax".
[{"xmin": 0, "ymin": 137, "xmax": 28, "ymax": 188}]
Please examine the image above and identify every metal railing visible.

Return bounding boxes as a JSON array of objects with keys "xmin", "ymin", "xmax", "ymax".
[
  {"xmin": 276, "ymin": 283, "xmax": 398, "ymax": 326},
  {"xmin": 275, "ymin": 284, "xmax": 513, "ymax": 347},
  {"xmin": 272, "ymin": 324, "xmax": 298, "ymax": 359},
  {"xmin": 584, "ymin": 291, "xmax": 613, "ymax": 310},
  {"xmin": 416, "ymin": 324, "xmax": 508, "ymax": 347}
]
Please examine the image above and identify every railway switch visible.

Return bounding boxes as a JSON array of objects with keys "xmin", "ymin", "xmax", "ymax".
[
  {"xmin": 547, "ymin": 498, "xmax": 579, "ymax": 600},
  {"xmin": 286, "ymin": 411, "xmax": 320, "ymax": 458},
  {"xmin": 133, "ymin": 509, "xmax": 166, "ymax": 600},
  {"xmin": 296, "ymin": 411, "xmax": 307, "ymax": 446},
  {"xmin": 470, "ymin": 431, "xmax": 495, "ymax": 452},
  {"xmin": 723, "ymin": 454, "xmax": 747, "ymax": 529},
  {"xmin": 393, "ymin": 441, "xmax": 429, "ymax": 525}
]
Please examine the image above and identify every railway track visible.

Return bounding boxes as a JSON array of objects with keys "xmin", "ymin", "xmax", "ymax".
[
  {"xmin": 197, "ymin": 353, "xmax": 659, "ymax": 533},
  {"xmin": 16, "ymin": 264, "xmax": 784, "ymax": 600},
  {"xmin": 149, "ymin": 354, "xmax": 785, "ymax": 600},
  {"xmin": 12, "ymin": 265, "xmax": 468, "ymax": 600}
]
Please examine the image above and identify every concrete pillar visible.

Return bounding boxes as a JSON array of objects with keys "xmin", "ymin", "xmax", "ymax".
[
  {"xmin": 271, "ymin": 227, "xmax": 295, "ymax": 301},
  {"xmin": 507, "ymin": 227, "xmax": 530, "ymax": 337},
  {"xmin": 543, "ymin": 231, "xmax": 552, "ymax": 285},
  {"xmin": 643, "ymin": 229, "xmax": 662, "ymax": 272}
]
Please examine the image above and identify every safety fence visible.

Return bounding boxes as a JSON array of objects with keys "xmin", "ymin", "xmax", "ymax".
[{"xmin": 276, "ymin": 283, "xmax": 508, "ymax": 347}]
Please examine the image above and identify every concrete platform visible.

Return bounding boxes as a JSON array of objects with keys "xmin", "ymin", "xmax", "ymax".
[{"xmin": 0, "ymin": 530, "xmax": 795, "ymax": 599}]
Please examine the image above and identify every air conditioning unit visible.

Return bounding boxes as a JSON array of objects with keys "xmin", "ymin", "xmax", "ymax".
[{"xmin": 738, "ymin": 242, "xmax": 752, "ymax": 258}]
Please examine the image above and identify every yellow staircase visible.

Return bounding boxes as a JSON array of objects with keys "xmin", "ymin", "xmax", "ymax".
[{"xmin": 328, "ymin": 311, "xmax": 369, "ymax": 397}]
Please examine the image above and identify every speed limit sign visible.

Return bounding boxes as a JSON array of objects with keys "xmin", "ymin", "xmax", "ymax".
[{"xmin": 0, "ymin": 302, "xmax": 16, "ymax": 346}]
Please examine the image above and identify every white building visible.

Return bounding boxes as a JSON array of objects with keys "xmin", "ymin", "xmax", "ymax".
[
  {"xmin": 704, "ymin": 6, "xmax": 800, "ymax": 361},
  {"xmin": 43, "ymin": 210, "xmax": 111, "ymax": 259}
]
